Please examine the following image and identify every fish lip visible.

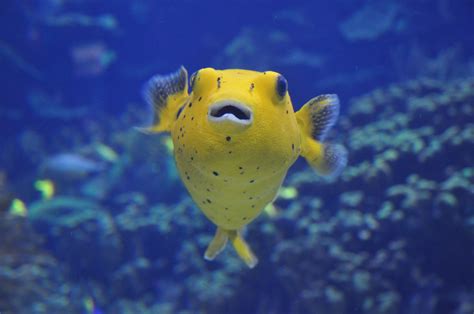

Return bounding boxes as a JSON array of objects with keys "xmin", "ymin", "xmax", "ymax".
[{"xmin": 208, "ymin": 101, "xmax": 253, "ymax": 125}]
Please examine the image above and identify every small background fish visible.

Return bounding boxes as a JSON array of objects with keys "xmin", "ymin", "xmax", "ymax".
[{"xmin": 40, "ymin": 153, "xmax": 106, "ymax": 179}]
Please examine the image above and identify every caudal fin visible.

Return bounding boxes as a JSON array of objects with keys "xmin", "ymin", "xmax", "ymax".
[
  {"xmin": 204, "ymin": 227, "xmax": 258, "ymax": 268},
  {"xmin": 229, "ymin": 230, "xmax": 258, "ymax": 268},
  {"xmin": 204, "ymin": 227, "xmax": 229, "ymax": 261}
]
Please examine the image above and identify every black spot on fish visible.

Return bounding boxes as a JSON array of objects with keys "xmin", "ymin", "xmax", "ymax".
[
  {"xmin": 186, "ymin": 176, "xmax": 190, "ymax": 180},
  {"xmin": 249, "ymin": 197, "xmax": 253, "ymax": 200},
  {"xmin": 180, "ymin": 127, "xmax": 182, "ymax": 131},
  {"xmin": 213, "ymin": 171, "xmax": 219, "ymax": 176},
  {"xmin": 226, "ymin": 136, "xmax": 231, "ymax": 142},
  {"xmin": 256, "ymin": 166, "xmax": 260, "ymax": 170},
  {"xmin": 188, "ymin": 102, "xmax": 192, "ymax": 108},
  {"xmin": 239, "ymin": 166, "xmax": 243, "ymax": 170},
  {"xmin": 251, "ymin": 205, "xmax": 255, "ymax": 208},
  {"xmin": 250, "ymin": 82, "xmax": 255, "ymax": 92},
  {"xmin": 206, "ymin": 198, "xmax": 212, "ymax": 203},
  {"xmin": 292, "ymin": 143, "xmax": 295, "ymax": 150},
  {"xmin": 191, "ymin": 117, "xmax": 194, "ymax": 120},
  {"xmin": 224, "ymin": 207, "xmax": 229, "ymax": 211},
  {"xmin": 286, "ymin": 110, "xmax": 289, "ymax": 114},
  {"xmin": 183, "ymin": 114, "xmax": 186, "ymax": 119},
  {"xmin": 217, "ymin": 77, "xmax": 222, "ymax": 88},
  {"xmin": 198, "ymin": 96, "xmax": 202, "ymax": 101},
  {"xmin": 243, "ymin": 216, "xmax": 248, "ymax": 221},
  {"xmin": 190, "ymin": 157, "xmax": 194, "ymax": 161},
  {"xmin": 228, "ymin": 151, "xmax": 232, "ymax": 154},
  {"xmin": 249, "ymin": 179, "xmax": 255, "ymax": 183},
  {"xmin": 206, "ymin": 188, "xmax": 211, "ymax": 192}
]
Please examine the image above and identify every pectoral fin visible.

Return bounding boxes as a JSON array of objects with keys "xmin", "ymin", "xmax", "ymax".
[
  {"xmin": 296, "ymin": 94, "xmax": 347, "ymax": 176},
  {"xmin": 296, "ymin": 94, "xmax": 340, "ymax": 141},
  {"xmin": 141, "ymin": 66, "xmax": 189, "ymax": 133},
  {"xmin": 300, "ymin": 139, "xmax": 347, "ymax": 176}
]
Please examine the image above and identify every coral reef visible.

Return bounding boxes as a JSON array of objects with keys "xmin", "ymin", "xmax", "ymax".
[
  {"xmin": 339, "ymin": 1, "xmax": 402, "ymax": 41},
  {"xmin": 275, "ymin": 76, "xmax": 474, "ymax": 314},
  {"xmin": 3, "ymin": 74, "xmax": 473, "ymax": 313},
  {"xmin": 0, "ymin": 212, "xmax": 83, "ymax": 313},
  {"xmin": 213, "ymin": 27, "xmax": 325, "ymax": 71}
]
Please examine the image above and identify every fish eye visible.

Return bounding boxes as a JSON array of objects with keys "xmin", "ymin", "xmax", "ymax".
[
  {"xmin": 189, "ymin": 71, "xmax": 198, "ymax": 91},
  {"xmin": 276, "ymin": 75, "xmax": 288, "ymax": 99}
]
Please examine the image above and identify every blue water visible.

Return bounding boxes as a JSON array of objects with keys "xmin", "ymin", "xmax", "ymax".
[{"xmin": 1, "ymin": 1, "xmax": 473, "ymax": 313}]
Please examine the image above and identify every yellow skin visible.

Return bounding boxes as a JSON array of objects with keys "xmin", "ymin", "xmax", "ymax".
[
  {"xmin": 144, "ymin": 67, "xmax": 346, "ymax": 268},
  {"xmin": 173, "ymin": 69, "xmax": 300, "ymax": 229}
]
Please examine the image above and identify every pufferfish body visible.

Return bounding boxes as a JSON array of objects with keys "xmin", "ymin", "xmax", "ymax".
[{"xmin": 143, "ymin": 67, "xmax": 347, "ymax": 268}]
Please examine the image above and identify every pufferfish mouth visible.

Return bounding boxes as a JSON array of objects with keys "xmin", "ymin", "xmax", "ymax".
[{"xmin": 208, "ymin": 101, "xmax": 253, "ymax": 125}]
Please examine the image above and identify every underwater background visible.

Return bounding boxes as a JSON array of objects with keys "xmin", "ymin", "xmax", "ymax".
[{"xmin": 1, "ymin": 0, "xmax": 473, "ymax": 313}]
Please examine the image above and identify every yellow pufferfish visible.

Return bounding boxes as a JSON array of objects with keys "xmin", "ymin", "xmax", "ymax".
[{"xmin": 143, "ymin": 66, "xmax": 347, "ymax": 268}]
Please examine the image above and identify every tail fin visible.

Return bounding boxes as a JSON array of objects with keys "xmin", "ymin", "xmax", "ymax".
[
  {"xmin": 204, "ymin": 227, "xmax": 258, "ymax": 268},
  {"xmin": 229, "ymin": 230, "xmax": 258, "ymax": 268},
  {"xmin": 296, "ymin": 94, "xmax": 347, "ymax": 176},
  {"xmin": 141, "ymin": 66, "xmax": 189, "ymax": 133},
  {"xmin": 204, "ymin": 227, "xmax": 229, "ymax": 261}
]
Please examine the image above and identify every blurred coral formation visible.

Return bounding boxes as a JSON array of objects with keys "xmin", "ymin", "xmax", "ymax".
[
  {"xmin": 1, "ymin": 75, "xmax": 472, "ymax": 313},
  {"xmin": 71, "ymin": 42, "xmax": 116, "ymax": 77},
  {"xmin": 0, "ymin": 211, "xmax": 83, "ymax": 313}
]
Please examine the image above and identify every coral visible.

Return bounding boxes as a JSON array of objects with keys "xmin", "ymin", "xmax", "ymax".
[
  {"xmin": 29, "ymin": 196, "xmax": 113, "ymax": 231},
  {"xmin": 0, "ymin": 212, "xmax": 83, "ymax": 313},
  {"xmin": 275, "ymin": 76, "xmax": 473, "ymax": 313},
  {"xmin": 4, "ymin": 74, "xmax": 473, "ymax": 313},
  {"xmin": 27, "ymin": 89, "xmax": 89, "ymax": 120},
  {"xmin": 28, "ymin": 196, "xmax": 122, "ymax": 280},
  {"xmin": 339, "ymin": 1, "xmax": 402, "ymax": 41},
  {"xmin": 214, "ymin": 27, "xmax": 325, "ymax": 71}
]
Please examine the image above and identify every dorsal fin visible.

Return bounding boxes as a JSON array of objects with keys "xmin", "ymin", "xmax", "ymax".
[
  {"xmin": 142, "ymin": 66, "xmax": 189, "ymax": 133},
  {"xmin": 296, "ymin": 94, "xmax": 340, "ymax": 141}
]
